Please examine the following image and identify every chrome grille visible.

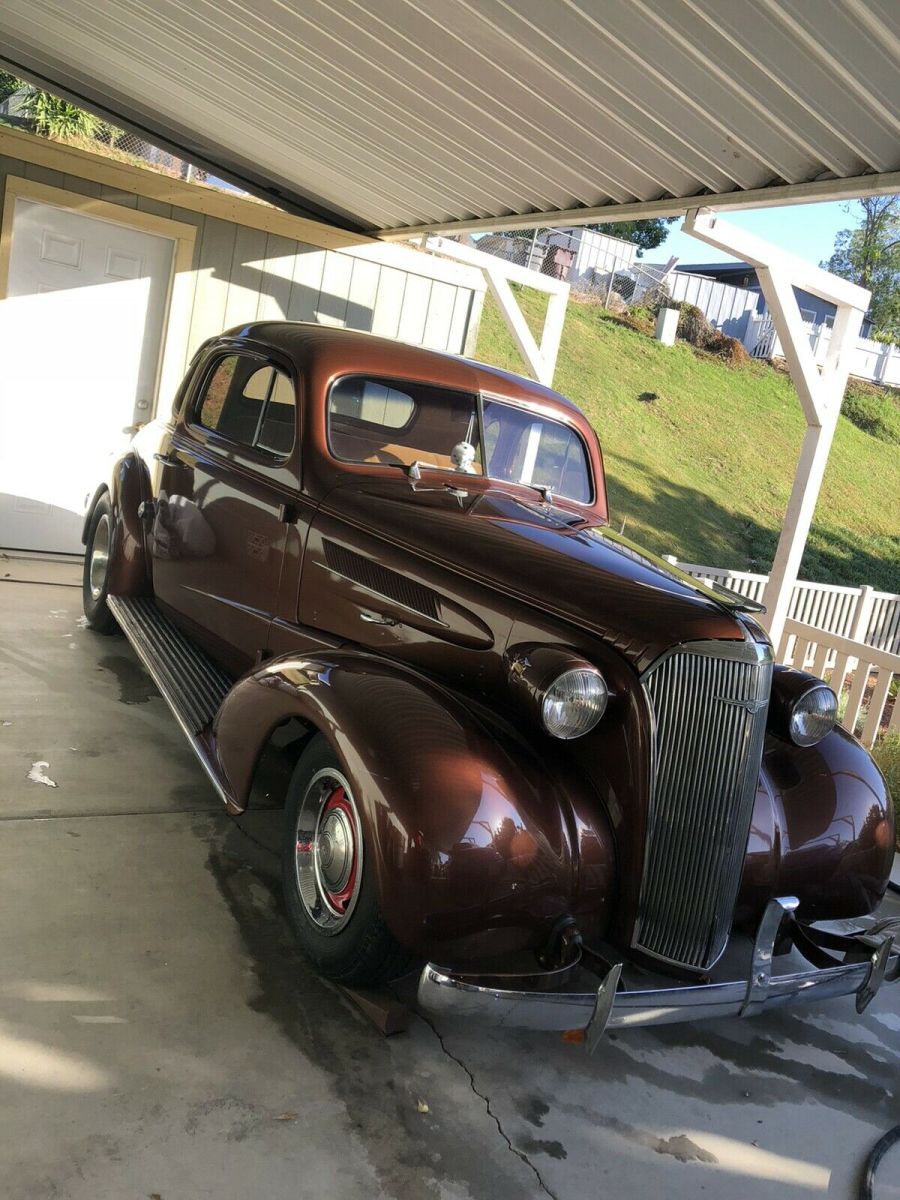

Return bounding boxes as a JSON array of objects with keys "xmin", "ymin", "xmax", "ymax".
[{"xmin": 634, "ymin": 639, "xmax": 772, "ymax": 971}]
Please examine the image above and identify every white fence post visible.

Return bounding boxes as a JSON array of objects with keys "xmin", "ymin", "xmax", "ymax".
[
  {"xmin": 877, "ymin": 343, "xmax": 894, "ymax": 383},
  {"xmin": 850, "ymin": 585, "xmax": 876, "ymax": 643}
]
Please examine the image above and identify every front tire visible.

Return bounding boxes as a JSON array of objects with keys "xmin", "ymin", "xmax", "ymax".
[
  {"xmin": 82, "ymin": 495, "xmax": 117, "ymax": 633},
  {"xmin": 281, "ymin": 735, "xmax": 414, "ymax": 986}
]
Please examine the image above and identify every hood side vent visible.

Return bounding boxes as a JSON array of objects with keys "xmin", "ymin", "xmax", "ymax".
[{"xmin": 323, "ymin": 539, "xmax": 441, "ymax": 621}]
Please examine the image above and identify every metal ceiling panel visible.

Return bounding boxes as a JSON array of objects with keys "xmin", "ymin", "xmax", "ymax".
[{"xmin": 1, "ymin": 0, "xmax": 898, "ymax": 236}]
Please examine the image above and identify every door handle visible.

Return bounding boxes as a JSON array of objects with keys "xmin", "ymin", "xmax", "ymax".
[
  {"xmin": 278, "ymin": 502, "xmax": 300, "ymax": 524},
  {"xmin": 154, "ymin": 452, "xmax": 181, "ymax": 467},
  {"xmin": 359, "ymin": 610, "xmax": 398, "ymax": 627}
]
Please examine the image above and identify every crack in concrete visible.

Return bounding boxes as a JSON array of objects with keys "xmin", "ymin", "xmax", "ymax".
[{"xmin": 416, "ymin": 1012, "xmax": 559, "ymax": 1200}]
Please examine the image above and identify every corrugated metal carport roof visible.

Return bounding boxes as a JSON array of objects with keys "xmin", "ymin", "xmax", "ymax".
[{"xmin": 2, "ymin": 0, "xmax": 899, "ymax": 237}]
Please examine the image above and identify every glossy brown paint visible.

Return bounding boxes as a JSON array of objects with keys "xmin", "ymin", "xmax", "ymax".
[
  {"xmin": 146, "ymin": 339, "xmax": 311, "ymax": 676},
  {"xmin": 310, "ymin": 478, "xmax": 745, "ymax": 674},
  {"xmin": 738, "ymin": 726, "xmax": 895, "ymax": 926},
  {"xmin": 212, "ymin": 652, "xmax": 615, "ymax": 959},
  {"xmin": 85, "ymin": 452, "xmax": 153, "ymax": 598},
  {"xmin": 90, "ymin": 321, "xmax": 895, "ymax": 972}
]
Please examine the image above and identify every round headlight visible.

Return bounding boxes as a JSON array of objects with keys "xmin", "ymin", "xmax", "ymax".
[
  {"xmin": 541, "ymin": 668, "xmax": 609, "ymax": 739},
  {"xmin": 789, "ymin": 685, "xmax": 837, "ymax": 747}
]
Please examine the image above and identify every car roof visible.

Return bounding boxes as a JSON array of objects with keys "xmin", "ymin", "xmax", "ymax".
[{"xmin": 219, "ymin": 320, "xmax": 583, "ymax": 418}]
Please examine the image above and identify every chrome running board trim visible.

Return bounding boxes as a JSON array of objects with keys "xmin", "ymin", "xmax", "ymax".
[{"xmin": 107, "ymin": 595, "xmax": 233, "ymax": 807}]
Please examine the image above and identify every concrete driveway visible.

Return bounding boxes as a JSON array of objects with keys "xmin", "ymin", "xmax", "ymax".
[{"xmin": 1, "ymin": 572, "xmax": 898, "ymax": 1200}]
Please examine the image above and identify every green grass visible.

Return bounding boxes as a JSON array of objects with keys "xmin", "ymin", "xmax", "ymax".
[
  {"xmin": 475, "ymin": 289, "xmax": 900, "ymax": 590},
  {"xmin": 871, "ymin": 733, "xmax": 900, "ymax": 846}
]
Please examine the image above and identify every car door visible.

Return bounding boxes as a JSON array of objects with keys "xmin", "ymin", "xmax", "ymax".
[{"xmin": 150, "ymin": 346, "xmax": 302, "ymax": 675}]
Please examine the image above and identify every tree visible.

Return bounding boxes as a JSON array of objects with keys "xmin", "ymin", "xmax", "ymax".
[
  {"xmin": 0, "ymin": 74, "xmax": 102, "ymax": 139},
  {"xmin": 19, "ymin": 87, "xmax": 102, "ymax": 139},
  {"xmin": 0, "ymin": 72, "xmax": 21, "ymax": 104},
  {"xmin": 822, "ymin": 196, "xmax": 900, "ymax": 341},
  {"xmin": 587, "ymin": 217, "xmax": 678, "ymax": 256}
]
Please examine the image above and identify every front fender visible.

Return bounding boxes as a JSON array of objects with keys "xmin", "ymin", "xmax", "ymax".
[
  {"xmin": 213, "ymin": 652, "xmax": 615, "ymax": 962},
  {"xmin": 737, "ymin": 726, "xmax": 895, "ymax": 926}
]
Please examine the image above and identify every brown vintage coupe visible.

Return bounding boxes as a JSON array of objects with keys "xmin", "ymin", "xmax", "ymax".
[{"xmin": 82, "ymin": 322, "xmax": 898, "ymax": 1041}]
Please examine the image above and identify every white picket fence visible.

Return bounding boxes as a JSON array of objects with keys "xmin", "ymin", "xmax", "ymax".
[
  {"xmin": 778, "ymin": 618, "xmax": 900, "ymax": 748},
  {"xmin": 744, "ymin": 312, "xmax": 900, "ymax": 386},
  {"xmin": 670, "ymin": 560, "xmax": 900, "ymax": 656},
  {"xmin": 669, "ymin": 559, "xmax": 900, "ymax": 746}
]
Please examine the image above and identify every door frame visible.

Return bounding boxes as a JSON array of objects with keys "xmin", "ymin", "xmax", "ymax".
[{"xmin": 0, "ymin": 174, "xmax": 198, "ymax": 421}]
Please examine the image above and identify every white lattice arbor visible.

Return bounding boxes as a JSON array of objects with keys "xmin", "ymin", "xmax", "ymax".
[{"xmin": 682, "ymin": 209, "xmax": 871, "ymax": 648}]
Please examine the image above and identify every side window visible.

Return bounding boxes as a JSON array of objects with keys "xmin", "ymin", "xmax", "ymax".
[
  {"xmin": 331, "ymin": 379, "xmax": 415, "ymax": 428},
  {"xmin": 195, "ymin": 354, "xmax": 296, "ymax": 456},
  {"xmin": 328, "ymin": 375, "xmax": 482, "ymax": 472}
]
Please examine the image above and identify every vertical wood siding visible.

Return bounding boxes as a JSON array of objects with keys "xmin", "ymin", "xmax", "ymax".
[{"xmin": 0, "ymin": 155, "xmax": 482, "ymax": 406}]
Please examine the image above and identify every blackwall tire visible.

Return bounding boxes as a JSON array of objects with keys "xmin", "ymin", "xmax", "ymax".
[
  {"xmin": 82, "ymin": 495, "xmax": 118, "ymax": 634},
  {"xmin": 281, "ymin": 735, "xmax": 415, "ymax": 986}
]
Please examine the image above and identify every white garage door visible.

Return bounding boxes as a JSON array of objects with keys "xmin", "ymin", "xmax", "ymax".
[{"xmin": 0, "ymin": 197, "xmax": 175, "ymax": 553}]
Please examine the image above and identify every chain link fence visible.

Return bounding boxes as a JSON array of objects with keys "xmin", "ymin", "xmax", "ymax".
[
  {"xmin": 470, "ymin": 225, "xmax": 673, "ymax": 311},
  {"xmin": 0, "ymin": 84, "xmax": 251, "ymax": 199}
]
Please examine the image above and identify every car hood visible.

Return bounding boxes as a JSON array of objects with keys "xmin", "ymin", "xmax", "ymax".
[{"xmin": 320, "ymin": 478, "xmax": 753, "ymax": 671}]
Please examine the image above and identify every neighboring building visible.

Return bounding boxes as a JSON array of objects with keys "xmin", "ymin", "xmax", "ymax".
[
  {"xmin": 674, "ymin": 260, "xmax": 874, "ymax": 337},
  {"xmin": 473, "ymin": 227, "xmax": 636, "ymax": 282}
]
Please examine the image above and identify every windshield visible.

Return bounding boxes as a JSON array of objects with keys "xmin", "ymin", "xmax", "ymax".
[
  {"xmin": 328, "ymin": 376, "xmax": 593, "ymax": 503},
  {"xmin": 481, "ymin": 398, "xmax": 592, "ymax": 503}
]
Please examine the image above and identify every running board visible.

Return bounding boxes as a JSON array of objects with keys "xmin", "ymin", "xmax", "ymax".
[{"xmin": 107, "ymin": 595, "xmax": 234, "ymax": 806}]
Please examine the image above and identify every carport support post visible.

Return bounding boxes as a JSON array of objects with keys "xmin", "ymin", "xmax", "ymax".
[
  {"xmin": 682, "ymin": 210, "xmax": 869, "ymax": 650},
  {"xmin": 424, "ymin": 235, "xmax": 570, "ymax": 386}
]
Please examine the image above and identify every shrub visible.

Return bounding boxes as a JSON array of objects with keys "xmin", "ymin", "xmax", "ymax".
[
  {"xmin": 674, "ymin": 304, "xmax": 749, "ymax": 365},
  {"xmin": 705, "ymin": 330, "xmax": 750, "ymax": 367},
  {"xmin": 676, "ymin": 303, "xmax": 714, "ymax": 348},
  {"xmin": 841, "ymin": 381, "xmax": 900, "ymax": 446},
  {"xmin": 19, "ymin": 87, "xmax": 103, "ymax": 139}
]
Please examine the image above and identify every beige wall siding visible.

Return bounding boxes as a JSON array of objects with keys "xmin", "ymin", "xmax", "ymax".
[{"xmin": 0, "ymin": 154, "xmax": 484, "ymax": 410}]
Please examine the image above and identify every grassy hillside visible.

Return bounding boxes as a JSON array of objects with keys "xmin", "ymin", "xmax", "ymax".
[{"xmin": 475, "ymin": 290, "xmax": 900, "ymax": 592}]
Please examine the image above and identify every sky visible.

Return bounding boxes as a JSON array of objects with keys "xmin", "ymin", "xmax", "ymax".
[{"xmin": 645, "ymin": 199, "xmax": 861, "ymax": 269}]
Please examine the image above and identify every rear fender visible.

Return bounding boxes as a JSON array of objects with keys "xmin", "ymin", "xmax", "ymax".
[
  {"xmin": 83, "ymin": 453, "xmax": 152, "ymax": 596},
  {"xmin": 213, "ymin": 652, "xmax": 615, "ymax": 961}
]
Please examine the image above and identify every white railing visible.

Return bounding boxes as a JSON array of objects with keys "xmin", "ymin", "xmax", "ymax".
[
  {"xmin": 667, "ymin": 558, "xmax": 900, "ymax": 657},
  {"xmin": 746, "ymin": 316, "xmax": 900, "ymax": 386},
  {"xmin": 777, "ymin": 619, "xmax": 900, "ymax": 749}
]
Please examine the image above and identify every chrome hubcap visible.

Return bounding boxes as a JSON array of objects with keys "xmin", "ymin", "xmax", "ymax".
[
  {"xmin": 294, "ymin": 768, "xmax": 363, "ymax": 933},
  {"xmin": 89, "ymin": 514, "xmax": 111, "ymax": 600}
]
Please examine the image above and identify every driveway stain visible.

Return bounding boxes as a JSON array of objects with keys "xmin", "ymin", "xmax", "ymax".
[
  {"xmin": 98, "ymin": 655, "xmax": 158, "ymax": 705},
  {"xmin": 200, "ymin": 824, "xmax": 542, "ymax": 1200},
  {"xmin": 520, "ymin": 1138, "xmax": 567, "ymax": 1160},
  {"xmin": 517, "ymin": 1096, "xmax": 550, "ymax": 1128}
]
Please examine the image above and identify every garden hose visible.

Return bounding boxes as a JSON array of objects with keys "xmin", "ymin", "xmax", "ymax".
[{"xmin": 859, "ymin": 1125, "xmax": 900, "ymax": 1199}]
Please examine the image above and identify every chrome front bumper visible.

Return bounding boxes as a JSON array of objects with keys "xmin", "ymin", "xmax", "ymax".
[{"xmin": 418, "ymin": 898, "xmax": 900, "ymax": 1049}]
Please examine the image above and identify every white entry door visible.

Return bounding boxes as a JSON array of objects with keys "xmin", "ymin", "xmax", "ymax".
[{"xmin": 0, "ymin": 197, "xmax": 175, "ymax": 553}]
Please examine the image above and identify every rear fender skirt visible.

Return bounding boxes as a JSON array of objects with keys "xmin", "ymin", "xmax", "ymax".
[
  {"xmin": 213, "ymin": 651, "xmax": 615, "ymax": 960},
  {"xmin": 736, "ymin": 725, "xmax": 895, "ymax": 927}
]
